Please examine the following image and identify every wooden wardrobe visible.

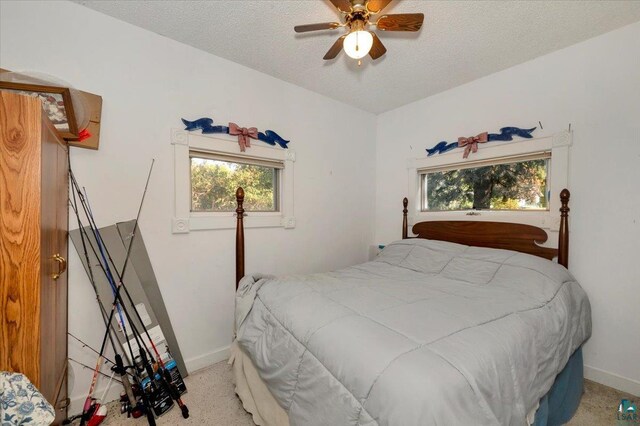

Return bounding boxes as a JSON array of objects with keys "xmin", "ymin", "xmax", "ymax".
[{"xmin": 0, "ymin": 91, "xmax": 69, "ymax": 422}]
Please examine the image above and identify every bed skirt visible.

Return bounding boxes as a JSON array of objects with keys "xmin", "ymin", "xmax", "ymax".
[
  {"xmin": 532, "ymin": 347, "xmax": 584, "ymax": 426},
  {"xmin": 229, "ymin": 341, "xmax": 289, "ymax": 426},
  {"xmin": 229, "ymin": 341, "xmax": 583, "ymax": 426}
]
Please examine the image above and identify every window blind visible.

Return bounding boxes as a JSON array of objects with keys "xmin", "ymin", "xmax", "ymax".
[
  {"xmin": 190, "ymin": 150, "xmax": 284, "ymax": 169},
  {"xmin": 418, "ymin": 151, "xmax": 551, "ymax": 175}
]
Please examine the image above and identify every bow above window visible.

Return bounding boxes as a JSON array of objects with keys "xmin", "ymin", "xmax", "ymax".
[
  {"xmin": 457, "ymin": 132, "xmax": 488, "ymax": 159},
  {"xmin": 229, "ymin": 122, "xmax": 259, "ymax": 152}
]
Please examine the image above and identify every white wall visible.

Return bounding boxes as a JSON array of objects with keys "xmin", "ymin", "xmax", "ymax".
[
  {"xmin": 0, "ymin": 0, "xmax": 377, "ymax": 411},
  {"xmin": 2, "ymin": 0, "xmax": 638, "ymax": 412},
  {"xmin": 375, "ymin": 22, "xmax": 640, "ymax": 395}
]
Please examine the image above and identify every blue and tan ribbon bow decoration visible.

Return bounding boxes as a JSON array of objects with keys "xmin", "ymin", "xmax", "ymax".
[
  {"xmin": 458, "ymin": 132, "xmax": 488, "ymax": 159},
  {"xmin": 181, "ymin": 117, "xmax": 289, "ymax": 150},
  {"xmin": 228, "ymin": 122, "xmax": 258, "ymax": 152},
  {"xmin": 426, "ymin": 126, "xmax": 536, "ymax": 158}
]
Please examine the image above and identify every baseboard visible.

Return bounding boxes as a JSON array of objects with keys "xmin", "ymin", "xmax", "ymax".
[
  {"xmin": 184, "ymin": 345, "xmax": 231, "ymax": 374},
  {"xmin": 585, "ymin": 364, "xmax": 640, "ymax": 397}
]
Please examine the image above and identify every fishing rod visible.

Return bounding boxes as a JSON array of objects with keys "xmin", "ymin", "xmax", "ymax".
[
  {"xmin": 68, "ymin": 333, "xmax": 140, "ymax": 404},
  {"xmin": 86, "ymin": 165, "xmax": 190, "ymax": 418},
  {"xmin": 68, "ymin": 201, "xmax": 154, "ymax": 420},
  {"xmin": 71, "ymin": 172, "xmax": 160, "ymax": 396},
  {"xmin": 72, "ymin": 163, "xmax": 189, "ymax": 418},
  {"xmin": 71, "ymin": 160, "xmax": 188, "ymax": 421},
  {"xmin": 77, "ymin": 160, "xmax": 181, "ymax": 424},
  {"xmin": 68, "ymin": 358, "xmax": 124, "ymax": 384},
  {"xmin": 83, "ymin": 229, "xmax": 191, "ymax": 420},
  {"xmin": 63, "ymin": 360, "xmax": 122, "ymax": 426},
  {"xmin": 76, "ymin": 166, "xmax": 162, "ymax": 363},
  {"xmin": 68, "ymin": 333, "xmax": 136, "ymax": 379},
  {"xmin": 68, "ymin": 159, "xmax": 138, "ymax": 426},
  {"xmin": 68, "ymin": 333, "xmax": 116, "ymax": 367},
  {"xmin": 76, "ymin": 169, "xmax": 161, "ymax": 371},
  {"xmin": 72, "ymin": 161, "xmax": 157, "ymax": 426},
  {"xmin": 70, "ymin": 179, "xmax": 154, "ymax": 423},
  {"xmin": 86, "ymin": 217, "xmax": 191, "ymax": 420},
  {"xmin": 69, "ymin": 198, "xmax": 120, "ymax": 338},
  {"xmin": 70, "ymin": 171, "xmax": 139, "ymax": 362},
  {"xmin": 83, "ymin": 162, "xmax": 163, "ymax": 425},
  {"xmin": 77, "ymin": 292, "xmax": 129, "ymax": 426},
  {"xmin": 69, "ymin": 168, "xmax": 145, "ymax": 423},
  {"xmin": 77, "ymin": 250, "xmax": 155, "ymax": 426},
  {"xmin": 80, "ymin": 168, "xmax": 157, "ymax": 361},
  {"xmin": 69, "ymin": 189, "xmax": 124, "ymax": 360}
]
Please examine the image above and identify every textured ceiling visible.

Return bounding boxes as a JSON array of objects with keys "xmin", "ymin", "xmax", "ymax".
[{"xmin": 73, "ymin": 0, "xmax": 640, "ymax": 114}]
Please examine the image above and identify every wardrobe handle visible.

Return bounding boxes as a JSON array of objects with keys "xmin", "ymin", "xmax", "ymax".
[{"xmin": 52, "ymin": 253, "xmax": 67, "ymax": 280}]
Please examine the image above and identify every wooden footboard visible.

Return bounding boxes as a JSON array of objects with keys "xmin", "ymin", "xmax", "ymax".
[{"xmin": 235, "ymin": 187, "xmax": 571, "ymax": 289}]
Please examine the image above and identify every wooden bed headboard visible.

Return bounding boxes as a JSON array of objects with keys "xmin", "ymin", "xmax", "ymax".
[
  {"xmin": 234, "ymin": 188, "xmax": 570, "ymax": 289},
  {"xmin": 402, "ymin": 189, "xmax": 570, "ymax": 268}
]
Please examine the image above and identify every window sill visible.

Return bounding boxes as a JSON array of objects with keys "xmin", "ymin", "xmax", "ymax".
[{"xmin": 172, "ymin": 213, "xmax": 294, "ymax": 232}]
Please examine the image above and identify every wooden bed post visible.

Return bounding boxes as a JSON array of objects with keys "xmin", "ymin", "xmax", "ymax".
[
  {"xmin": 558, "ymin": 188, "xmax": 570, "ymax": 269},
  {"xmin": 236, "ymin": 187, "xmax": 245, "ymax": 289},
  {"xmin": 402, "ymin": 197, "xmax": 408, "ymax": 239}
]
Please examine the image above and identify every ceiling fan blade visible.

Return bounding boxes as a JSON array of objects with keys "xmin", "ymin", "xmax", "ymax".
[
  {"xmin": 376, "ymin": 13, "xmax": 424, "ymax": 31},
  {"xmin": 366, "ymin": 0, "xmax": 393, "ymax": 14},
  {"xmin": 294, "ymin": 22, "xmax": 341, "ymax": 33},
  {"xmin": 368, "ymin": 32, "xmax": 387, "ymax": 60},
  {"xmin": 329, "ymin": 0, "xmax": 352, "ymax": 13},
  {"xmin": 323, "ymin": 35, "xmax": 346, "ymax": 60}
]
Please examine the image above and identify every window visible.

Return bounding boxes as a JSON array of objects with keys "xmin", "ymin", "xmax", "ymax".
[
  {"xmin": 172, "ymin": 129, "xmax": 295, "ymax": 233},
  {"xmin": 407, "ymin": 133, "xmax": 572, "ymax": 233},
  {"xmin": 190, "ymin": 153, "xmax": 282, "ymax": 212},
  {"xmin": 420, "ymin": 154, "xmax": 550, "ymax": 212}
]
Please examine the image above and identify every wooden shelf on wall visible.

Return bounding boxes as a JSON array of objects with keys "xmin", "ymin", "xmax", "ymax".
[
  {"xmin": 0, "ymin": 68, "xmax": 102, "ymax": 150},
  {"xmin": 68, "ymin": 90, "xmax": 102, "ymax": 150}
]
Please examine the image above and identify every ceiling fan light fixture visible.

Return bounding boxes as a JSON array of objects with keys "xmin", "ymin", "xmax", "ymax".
[
  {"xmin": 343, "ymin": 30, "xmax": 373, "ymax": 59},
  {"xmin": 294, "ymin": 1, "xmax": 424, "ymax": 62}
]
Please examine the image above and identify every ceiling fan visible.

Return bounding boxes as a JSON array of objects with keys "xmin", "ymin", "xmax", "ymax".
[{"xmin": 294, "ymin": 0, "xmax": 424, "ymax": 64}]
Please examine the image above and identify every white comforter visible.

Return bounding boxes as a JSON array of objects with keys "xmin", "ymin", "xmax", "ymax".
[{"xmin": 235, "ymin": 239, "xmax": 592, "ymax": 426}]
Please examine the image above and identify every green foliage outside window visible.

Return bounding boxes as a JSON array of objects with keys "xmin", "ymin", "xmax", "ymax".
[
  {"xmin": 423, "ymin": 159, "xmax": 548, "ymax": 211},
  {"xmin": 191, "ymin": 157, "xmax": 278, "ymax": 212}
]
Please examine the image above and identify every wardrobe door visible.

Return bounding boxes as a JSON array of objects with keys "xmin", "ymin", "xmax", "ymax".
[
  {"xmin": 0, "ymin": 92, "xmax": 42, "ymax": 383},
  {"xmin": 39, "ymin": 119, "xmax": 69, "ymax": 424},
  {"xmin": 1, "ymin": 91, "xmax": 69, "ymax": 424}
]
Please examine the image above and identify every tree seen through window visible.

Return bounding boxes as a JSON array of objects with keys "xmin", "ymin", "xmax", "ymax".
[
  {"xmin": 191, "ymin": 157, "xmax": 278, "ymax": 212},
  {"xmin": 423, "ymin": 159, "xmax": 548, "ymax": 211}
]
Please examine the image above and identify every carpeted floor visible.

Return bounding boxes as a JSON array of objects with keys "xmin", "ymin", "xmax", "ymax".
[{"xmin": 92, "ymin": 360, "xmax": 634, "ymax": 425}]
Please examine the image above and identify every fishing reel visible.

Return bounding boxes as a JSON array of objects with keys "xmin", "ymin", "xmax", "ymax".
[
  {"xmin": 119, "ymin": 389, "xmax": 145, "ymax": 419},
  {"xmin": 112, "ymin": 357, "xmax": 146, "ymax": 419}
]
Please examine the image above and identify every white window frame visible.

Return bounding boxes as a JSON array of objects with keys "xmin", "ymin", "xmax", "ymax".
[
  {"xmin": 407, "ymin": 131, "xmax": 572, "ymax": 232},
  {"xmin": 171, "ymin": 129, "xmax": 296, "ymax": 233}
]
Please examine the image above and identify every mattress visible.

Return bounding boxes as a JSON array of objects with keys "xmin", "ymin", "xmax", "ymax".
[{"xmin": 234, "ymin": 238, "xmax": 592, "ymax": 425}]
